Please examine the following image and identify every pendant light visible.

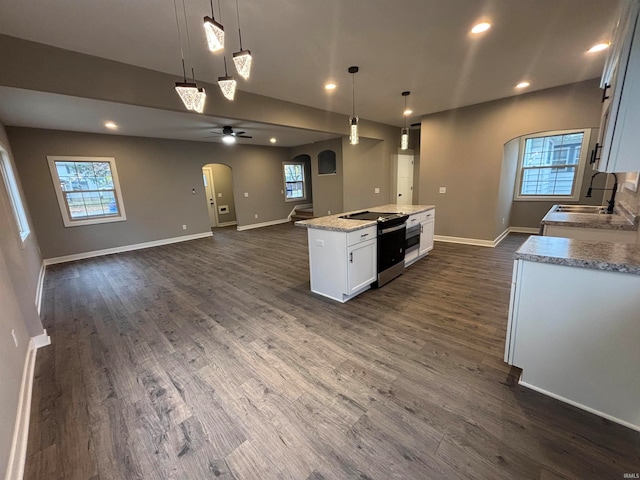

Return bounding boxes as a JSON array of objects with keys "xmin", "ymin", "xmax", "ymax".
[
  {"xmin": 218, "ymin": 57, "xmax": 237, "ymax": 100},
  {"xmin": 174, "ymin": 0, "xmax": 206, "ymax": 112},
  {"xmin": 348, "ymin": 66, "xmax": 359, "ymax": 145},
  {"xmin": 232, "ymin": 0, "xmax": 252, "ymax": 79},
  {"xmin": 203, "ymin": 0, "xmax": 224, "ymax": 52},
  {"xmin": 400, "ymin": 91, "xmax": 410, "ymax": 150}
]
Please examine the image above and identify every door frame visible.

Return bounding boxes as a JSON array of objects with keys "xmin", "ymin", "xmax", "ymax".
[{"xmin": 202, "ymin": 166, "xmax": 219, "ymax": 227}]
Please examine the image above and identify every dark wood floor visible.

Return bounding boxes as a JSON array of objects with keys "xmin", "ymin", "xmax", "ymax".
[{"xmin": 25, "ymin": 224, "xmax": 640, "ymax": 479}]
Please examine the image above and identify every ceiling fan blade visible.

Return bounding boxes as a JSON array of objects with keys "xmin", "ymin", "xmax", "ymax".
[
  {"xmin": 235, "ymin": 131, "xmax": 246, "ymax": 135},
  {"xmin": 237, "ymin": 135, "xmax": 253, "ymax": 138}
]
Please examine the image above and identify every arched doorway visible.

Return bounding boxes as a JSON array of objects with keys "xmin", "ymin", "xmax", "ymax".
[{"xmin": 202, "ymin": 163, "xmax": 237, "ymax": 228}]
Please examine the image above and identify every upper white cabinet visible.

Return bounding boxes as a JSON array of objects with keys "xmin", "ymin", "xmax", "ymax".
[{"xmin": 595, "ymin": 0, "xmax": 640, "ymax": 172}]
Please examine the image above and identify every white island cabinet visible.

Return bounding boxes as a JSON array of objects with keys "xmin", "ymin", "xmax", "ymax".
[
  {"xmin": 505, "ymin": 236, "xmax": 640, "ymax": 432},
  {"xmin": 307, "ymin": 226, "xmax": 376, "ymax": 302},
  {"xmin": 296, "ymin": 204, "xmax": 436, "ymax": 302}
]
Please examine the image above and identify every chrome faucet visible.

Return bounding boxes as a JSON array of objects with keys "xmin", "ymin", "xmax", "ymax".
[{"xmin": 586, "ymin": 172, "xmax": 619, "ymax": 214}]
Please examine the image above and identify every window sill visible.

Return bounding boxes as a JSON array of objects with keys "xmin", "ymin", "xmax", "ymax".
[
  {"xmin": 62, "ymin": 215, "xmax": 127, "ymax": 228},
  {"xmin": 285, "ymin": 198, "xmax": 307, "ymax": 203}
]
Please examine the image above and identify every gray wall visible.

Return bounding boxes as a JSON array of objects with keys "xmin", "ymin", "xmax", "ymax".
[
  {"xmin": 7, "ymin": 127, "xmax": 306, "ymax": 258},
  {"xmin": 496, "ymin": 138, "xmax": 520, "ymax": 233},
  {"xmin": 208, "ymin": 164, "xmax": 237, "ymax": 223},
  {"xmin": 0, "ymin": 122, "xmax": 44, "ymax": 476},
  {"xmin": 291, "ymin": 138, "xmax": 343, "ymax": 216},
  {"xmin": 420, "ymin": 79, "xmax": 604, "ymax": 241}
]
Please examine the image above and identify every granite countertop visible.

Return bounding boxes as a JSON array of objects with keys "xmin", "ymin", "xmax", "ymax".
[
  {"xmin": 295, "ymin": 204, "xmax": 435, "ymax": 232},
  {"xmin": 541, "ymin": 204, "xmax": 637, "ymax": 231},
  {"xmin": 515, "ymin": 235, "xmax": 640, "ymax": 275}
]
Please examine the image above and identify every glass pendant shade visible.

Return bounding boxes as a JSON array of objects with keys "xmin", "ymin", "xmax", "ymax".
[
  {"xmin": 193, "ymin": 88, "xmax": 206, "ymax": 113},
  {"xmin": 218, "ymin": 76, "xmax": 237, "ymax": 100},
  {"xmin": 349, "ymin": 116, "xmax": 359, "ymax": 145},
  {"xmin": 203, "ymin": 16, "xmax": 225, "ymax": 52},
  {"xmin": 175, "ymin": 82, "xmax": 201, "ymax": 110},
  {"xmin": 400, "ymin": 127, "xmax": 409, "ymax": 150},
  {"xmin": 233, "ymin": 50, "xmax": 252, "ymax": 79}
]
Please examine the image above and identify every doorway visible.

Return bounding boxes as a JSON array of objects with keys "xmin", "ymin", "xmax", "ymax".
[
  {"xmin": 202, "ymin": 164, "xmax": 237, "ymax": 228},
  {"xmin": 396, "ymin": 154, "xmax": 414, "ymax": 205}
]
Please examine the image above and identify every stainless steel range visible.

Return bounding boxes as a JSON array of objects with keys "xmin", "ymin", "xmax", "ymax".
[{"xmin": 339, "ymin": 211, "xmax": 409, "ymax": 287}]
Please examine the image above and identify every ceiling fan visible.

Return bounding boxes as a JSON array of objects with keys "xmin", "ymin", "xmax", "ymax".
[{"xmin": 210, "ymin": 125, "xmax": 253, "ymax": 144}]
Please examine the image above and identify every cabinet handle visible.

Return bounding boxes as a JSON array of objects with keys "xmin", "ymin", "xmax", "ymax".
[
  {"xmin": 590, "ymin": 143, "xmax": 602, "ymax": 165},
  {"xmin": 361, "ymin": 233, "xmax": 369, "ymax": 237},
  {"xmin": 602, "ymin": 83, "xmax": 610, "ymax": 103},
  {"xmin": 421, "ymin": 224, "xmax": 423, "ymax": 233},
  {"xmin": 349, "ymin": 252, "xmax": 353, "ymax": 263}
]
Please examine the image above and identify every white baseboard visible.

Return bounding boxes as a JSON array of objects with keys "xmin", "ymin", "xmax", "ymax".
[
  {"xmin": 519, "ymin": 380, "xmax": 640, "ymax": 433},
  {"xmin": 509, "ymin": 227, "xmax": 540, "ymax": 234},
  {"xmin": 5, "ymin": 340, "xmax": 37, "ymax": 480},
  {"xmin": 43, "ymin": 231, "xmax": 213, "ymax": 265},
  {"xmin": 435, "ymin": 227, "xmax": 540, "ymax": 248},
  {"xmin": 35, "ymin": 263, "xmax": 46, "ymax": 315},
  {"xmin": 237, "ymin": 218, "xmax": 291, "ymax": 231},
  {"xmin": 216, "ymin": 221, "xmax": 237, "ymax": 227},
  {"xmin": 32, "ymin": 330, "xmax": 51, "ymax": 349},
  {"xmin": 434, "ymin": 235, "xmax": 497, "ymax": 248}
]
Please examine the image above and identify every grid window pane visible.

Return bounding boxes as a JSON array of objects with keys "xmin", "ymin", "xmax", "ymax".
[
  {"xmin": 520, "ymin": 132, "xmax": 584, "ymax": 197},
  {"xmin": 51, "ymin": 158, "xmax": 123, "ymax": 224},
  {"xmin": 283, "ymin": 163, "xmax": 305, "ymax": 200}
]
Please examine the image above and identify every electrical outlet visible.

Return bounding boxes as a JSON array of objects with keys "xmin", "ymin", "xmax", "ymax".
[
  {"xmin": 328, "ymin": 210, "xmax": 331, "ymax": 215},
  {"xmin": 11, "ymin": 329, "xmax": 18, "ymax": 347},
  {"xmin": 439, "ymin": 187, "xmax": 447, "ymax": 194},
  {"xmin": 182, "ymin": 224, "xmax": 187, "ymax": 230},
  {"xmin": 255, "ymin": 214, "xmax": 258, "ymax": 219},
  {"xmin": 281, "ymin": 190, "xmax": 284, "ymax": 195},
  {"xmin": 502, "ymin": 217, "xmax": 506, "ymax": 225},
  {"xmin": 218, "ymin": 192, "xmax": 222, "ymax": 197},
  {"xmin": 374, "ymin": 187, "xmax": 380, "ymax": 194}
]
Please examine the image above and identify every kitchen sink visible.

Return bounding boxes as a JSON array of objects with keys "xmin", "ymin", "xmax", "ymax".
[{"xmin": 554, "ymin": 205, "xmax": 610, "ymax": 214}]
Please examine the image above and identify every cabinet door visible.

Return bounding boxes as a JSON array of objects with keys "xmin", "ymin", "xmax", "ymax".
[
  {"xmin": 419, "ymin": 220, "xmax": 434, "ymax": 256},
  {"xmin": 347, "ymin": 239, "xmax": 377, "ymax": 294}
]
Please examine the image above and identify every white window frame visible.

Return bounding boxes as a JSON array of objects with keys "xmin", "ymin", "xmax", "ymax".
[
  {"xmin": 283, "ymin": 162, "xmax": 307, "ymax": 202},
  {"xmin": 47, "ymin": 156, "xmax": 127, "ymax": 227},
  {"xmin": 0, "ymin": 145, "xmax": 30, "ymax": 243},
  {"xmin": 514, "ymin": 129, "xmax": 591, "ymax": 202}
]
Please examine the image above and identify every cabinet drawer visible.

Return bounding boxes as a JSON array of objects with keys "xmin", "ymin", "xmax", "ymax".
[
  {"xmin": 347, "ymin": 226, "xmax": 376, "ymax": 246},
  {"xmin": 408, "ymin": 210, "xmax": 433, "ymax": 225}
]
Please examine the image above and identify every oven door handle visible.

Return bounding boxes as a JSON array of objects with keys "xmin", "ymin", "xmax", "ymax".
[{"xmin": 380, "ymin": 223, "xmax": 406, "ymax": 235}]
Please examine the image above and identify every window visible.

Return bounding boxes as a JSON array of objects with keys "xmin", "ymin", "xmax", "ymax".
[
  {"xmin": 514, "ymin": 129, "xmax": 591, "ymax": 202},
  {"xmin": 0, "ymin": 147, "xmax": 30, "ymax": 242},
  {"xmin": 47, "ymin": 156, "xmax": 127, "ymax": 227},
  {"xmin": 283, "ymin": 162, "xmax": 306, "ymax": 201}
]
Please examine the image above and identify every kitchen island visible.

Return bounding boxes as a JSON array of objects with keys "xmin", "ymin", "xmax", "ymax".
[
  {"xmin": 296, "ymin": 204, "xmax": 435, "ymax": 302},
  {"xmin": 505, "ymin": 235, "xmax": 640, "ymax": 431}
]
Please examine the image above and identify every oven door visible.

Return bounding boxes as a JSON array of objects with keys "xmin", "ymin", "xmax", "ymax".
[{"xmin": 378, "ymin": 222, "xmax": 406, "ymax": 272}]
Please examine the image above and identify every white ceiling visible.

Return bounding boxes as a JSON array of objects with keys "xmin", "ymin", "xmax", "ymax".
[
  {"xmin": 0, "ymin": 0, "xmax": 622, "ymax": 132},
  {"xmin": 0, "ymin": 87, "xmax": 338, "ymax": 147}
]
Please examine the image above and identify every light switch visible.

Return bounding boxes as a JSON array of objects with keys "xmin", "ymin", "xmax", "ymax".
[
  {"xmin": 244, "ymin": 192, "xmax": 249, "ymax": 197},
  {"xmin": 374, "ymin": 187, "xmax": 380, "ymax": 194},
  {"xmin": 439, "ymin": 187, "xmax": 447, "ymax": 194},
  {"xmin": 218, "ymin": 192, "xmax": 222, "ymax": 197}
]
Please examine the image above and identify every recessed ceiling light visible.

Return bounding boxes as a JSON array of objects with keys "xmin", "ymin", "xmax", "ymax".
[
  {"xmin": 104, "ymin": 121, "xmax": 118, "ymax": 129},
  {"xmin": 270, "ymin": 137, "xmax": 277, "ymax": 144},
  {"xmin": 516, "ymin": 81, "xmax": 530, "ymax": 89},
  {"xmin": 403, "ymin": 109, "xmax": 413, "ymax": 116},
  {"xmin": 325, "ymin": 83, "xmax": 337, "ymax": 91},
  {"xmin": 588, "ymin": 43, "xmax": 610, "ymax": 53},
  {"xmin": 471, "ymin": 22, "xmax": 491, "ymax": 34}
]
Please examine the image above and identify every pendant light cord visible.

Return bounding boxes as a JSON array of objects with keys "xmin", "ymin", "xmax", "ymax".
[
  {"xmin": 181, "ymin": 0, "xmax": 195, "ymax": 82},
  {"xmin": 210, "ymin": 0, "xmax": 216, "ymax": 20},
  {"xmin": 351, "ymin": 72, "xmax": 356, "ymax": 118},
  {"xmin": 173, "ymin": 0, "xmax": 187, "ymax": 82},
  {"xmin": 404, "ymin": 95, "xmax": 407, "ymax": 128},
  {"xmin": 235, "ymin": 0, "xmax": 244, "ymax": 49}
]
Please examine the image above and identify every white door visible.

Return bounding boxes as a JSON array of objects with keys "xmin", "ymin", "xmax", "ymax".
[
  {"xmin": 396, "ymin": 154, "xmax": 414, "ymax": 205},
  {"xmin": 202, "ymin": 167, "xmax": 218, "ymax": 228}
]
